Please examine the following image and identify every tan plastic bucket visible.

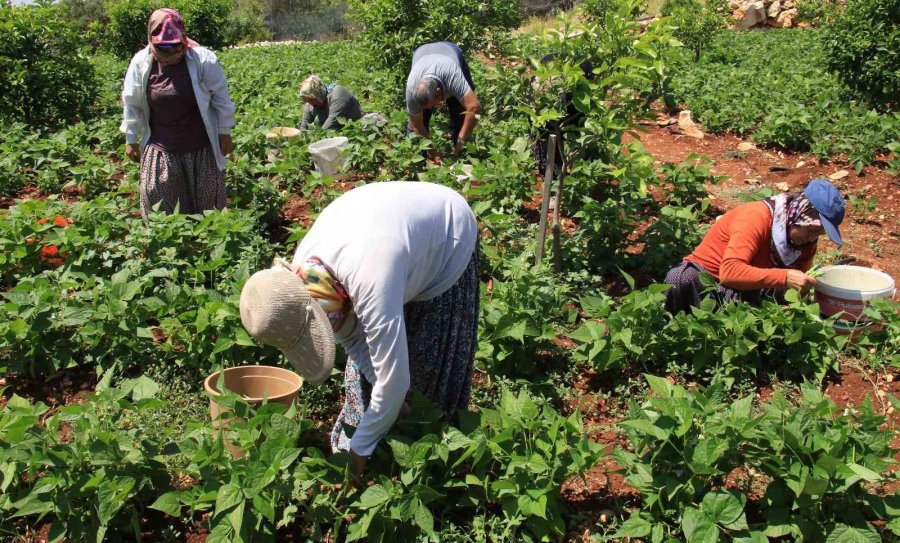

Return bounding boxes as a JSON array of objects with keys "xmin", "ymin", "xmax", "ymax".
[
  {"xmin": 814, "ymin": 265, "xmax": 896, "ymax": 334},
  {"xmin": 265, "ymin": 126, "xmax": 301, "ymax": 140},
  {"xmin": 204, "ymin": 365, "xmax": 303, "ymax": 458},
  {"xmin": 265, "ymin": 127, "xmax": 301, "ymax": 163}
]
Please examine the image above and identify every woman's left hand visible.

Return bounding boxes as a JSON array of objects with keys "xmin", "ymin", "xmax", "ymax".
[{"xmin": 219, "ymin": 134, "xmax": 233, "ymax": 156}]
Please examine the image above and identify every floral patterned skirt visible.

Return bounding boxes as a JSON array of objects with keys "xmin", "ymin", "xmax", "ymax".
[
  {"xmin": 139, "ymin": 145, "xmax": 225, "ymax": 219},
  {"xmin": 331, "ymin": 245, "xmax": 480, "ymax": 452},
  {"xmin": 663, "ymin": 261, "xmax": 783, "ymax": 314}
]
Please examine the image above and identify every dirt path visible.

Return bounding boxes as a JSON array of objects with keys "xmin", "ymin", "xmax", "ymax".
[{"xmin": 627, "ymin": 120, "xmax": 900, "ymax": 281}]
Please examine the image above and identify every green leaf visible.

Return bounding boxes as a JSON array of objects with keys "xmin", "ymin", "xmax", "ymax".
[
  {"xmin": 227, "ymin": 501, "xmax": 245, "ymax": 535},
  {"xmin": 619, "ymin": 268, "xmax": 636, "ymax": 291},
  {"xmin": 413, "ymin": 500, "xmax": 436, "ymax": 538},
  {"xmin": 614, "ymin": 511, "xmax": 652, "ymax": 538},
  {"xmin": 887, "ymin": 516, "xmax": 900, "ymax": 536},
  {"xmin": 130, "ymin": 375, "xmax": 160, "ymax": 401},
  {"xmin": 358, "ymin": 484, "xmax": 390, "ymax": 509},
  {"xmin": 444, "ymin": 427, "xmax": 473, "ymax": 451},
  {"xmin": 7, "ymin": 394, "xmax": 32, "ymax": 409},
  {"xmin": 11, "ymin": 493, "xmax": 54, "ymax": 518},
  {"xmin": 691, "ymin": 439, "xmax": 725, "ymax": 471},
  {"xmin": 98, "ymin": 477, "xmax": 134, "ymax": 525},
  {"xmin": 848, "ymin": 463, "xmax": 882, "ymax": 482},
  {"xmin": 619, "ymin": 419, "xmax": 670, "ymax": 440},
  {"xmin": 700, "ymin": 491, "xmax": 745, "ymax": 527},
  {"xmin": 215, "ymin": 483, "xmax": 244, "ymax": 514},
  {"xmin": 682, "ymin": 507, "xmax": 718, "ymax": 543},
  {"xmin": 733, "ymin": 532, "xmax": 768, "ymax": 543},
  {"xmin": 252, "ymin": 495, "xmax": 275, "ymax": 522},
  {"xmin": 1, "ymin": 463, "xmax": 18, "ymax": 493},
  {"xmin": 205, "ymin": 522, "xmax": 232, "ymax": 543},
  {"xmin": 824, "ymin": 523, "xmax": 881, "ymax": 543},
  {"xmin": 149, "ymin": 492, "xmax": 182, "ymax": 517},
  {"xmin": 645, "ymin": 374, "xmax": 675, "ymax": 397}
]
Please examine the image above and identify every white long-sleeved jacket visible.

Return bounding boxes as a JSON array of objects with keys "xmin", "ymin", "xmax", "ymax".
[
  {"xmin": 292, "ymin": 182, "xmax": 477, "ymax": 456},
  {"xmin": 120, "ymin": 45, "xmax": 236, "ymax": 171}
]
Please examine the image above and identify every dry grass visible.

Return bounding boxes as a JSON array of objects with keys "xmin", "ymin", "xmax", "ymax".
[
  {"xmin": 513, "ymin": 13, "xmax": 568, "ymax": 36},
  {"xmin": 513, "ymin": 1, "xmax": 667, "ymax": 37},
  {"xmin": 644, "ymin": 0, "xmax": 667, "ymax": 16}
]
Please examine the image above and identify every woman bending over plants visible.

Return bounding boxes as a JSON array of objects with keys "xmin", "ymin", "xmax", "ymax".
[
  {"xmin": 664, "ymin": 179, "xmax": 845, "ymax": 314},
  {"xmin": 239, "ymin": 181, "xmax": 479, "ymax": 481},
  {"xmin": 406, "ymin": 42, "xmax": 481, "ymax": 158},
  {"xmin": 298, "ymin": 74, "xmax": 363, "ymax": 131},
  {"xmin": 120, "ymin": 8, "xmax": 236, "ymax": 220}
]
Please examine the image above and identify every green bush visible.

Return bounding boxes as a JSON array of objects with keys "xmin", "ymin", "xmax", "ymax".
[
  {"xmin": 107, "ymin": 0, "xmax": 161, "ymax": 58},
  {"xmin": 180, "ymin": 0, "xmax": 237, "ymax": 49},
  {"xmin": 59, "ymin": 0, "xmax": 111, "ymax": 48},
  {"xmin": 796, "ymin": 0, "xmax": 843, "ymax": 24},
  {"xmin": 823, "ymin": 0, "xmax": 900, "ymax": 109},
  {"xmin": 347, "ymin": 0, "xmax": 522, "ymax": 76},
  {"xmin": 581, "ymin": 0, "xmax": 642, "ymax": 20},
  {"xmin": 107, "ymin": 0, "xmax": 264, "ymax": 58},
  {"xmin": 661, "ymin": 0, "xmax": 728, "ymax": 61},
  {"xmin": 616, "ymin": 377, "xmax": 899, "ymax": 542},
  {"xmin": 673, "ymin": 29, "xmax": 900, "ymax": 169},
  {"xmin": 0, "ymin": 3, "xmax": 99, "ymax": 129},
  {"xmin": 222, "ymin": 0, "xmax": 272, "ymax": 44}
]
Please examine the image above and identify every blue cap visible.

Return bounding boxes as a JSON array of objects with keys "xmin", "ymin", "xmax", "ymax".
[{"xmin": 803, "ymin": 178, "xmax": 844, "ymax": 246}]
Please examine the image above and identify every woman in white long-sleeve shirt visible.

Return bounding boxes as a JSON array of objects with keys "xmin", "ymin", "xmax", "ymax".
[
  {"xmin": 120, "ymin": 8, "xmax": 236, "ymax": 219},
  {"xmin": 239, "ymin": 182, "xmax": 480, "ymax": 478}
]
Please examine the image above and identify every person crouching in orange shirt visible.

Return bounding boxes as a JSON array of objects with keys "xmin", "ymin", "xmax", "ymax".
[{"xmin": 664, "ymin": 179, "xmax": 846, "ymax": 314}]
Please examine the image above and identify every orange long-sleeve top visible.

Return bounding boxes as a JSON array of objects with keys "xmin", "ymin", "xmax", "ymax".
[{"xmin": 685, "ymin": 201, "xmax": 816, "ymax": 290}]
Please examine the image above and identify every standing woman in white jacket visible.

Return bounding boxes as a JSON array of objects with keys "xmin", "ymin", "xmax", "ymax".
[{"xmin": 120, "ymin": 8, "xmax": 236, "ymax": 219}]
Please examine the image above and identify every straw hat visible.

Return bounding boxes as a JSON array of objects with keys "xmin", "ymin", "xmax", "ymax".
[{"xmin": 239, "ymin": 268, "xmax": 335, "ymax": 384}]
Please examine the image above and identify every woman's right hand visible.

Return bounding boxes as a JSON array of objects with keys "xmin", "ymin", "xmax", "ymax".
[
  {"xmin": 786, "ymin": 269, "xmax": 817, "ymax": 294},
  {"xmin": 125, "ymin": 144, "xmax": 141, "ymax": 163}
]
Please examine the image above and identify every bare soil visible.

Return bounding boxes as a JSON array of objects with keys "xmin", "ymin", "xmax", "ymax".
[
  {"xmin": 0, "ymin": 365, "xmax": 96, "ymax": 410},
  {"xmin": 627, "ymin": 120, "xmax": 900, "ymax": 281}
]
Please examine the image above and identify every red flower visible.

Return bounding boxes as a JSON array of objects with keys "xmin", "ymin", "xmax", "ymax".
[
  {"xmin": 44, "ymin": 258, "xmax": 64, "ymax": 267},
  {"xmin": 53, "ymin": 216, "xmax": 71, "ymax": 228},
  {"xmin": 41, "ymin": 245, "xmax": 59, "ymax": 257},
  {"xmin": 37, "ymin": 218, "xmax": 49, "ymax": 225}
]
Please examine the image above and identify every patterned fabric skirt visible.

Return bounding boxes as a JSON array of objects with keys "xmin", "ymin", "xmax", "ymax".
[
  {"xmin": 139, "ymin": 145, "xmax": 226, "ymax": 220},
  {"xmin": 330, "ymin": 244, "xmax": 481, "ymax": 453},
  {"xmin": 664, "ymin": 261, "xmax": 782, "ymax": 314}
]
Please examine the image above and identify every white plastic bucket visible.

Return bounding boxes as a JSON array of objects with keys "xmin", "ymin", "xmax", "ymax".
[
  {"xmin": 814, "ymin": 265, "xmax": 896, "ymax": 333},
  {"xmin": 308, "ymin": 136, "xmax": 349, "ymax": 177}
]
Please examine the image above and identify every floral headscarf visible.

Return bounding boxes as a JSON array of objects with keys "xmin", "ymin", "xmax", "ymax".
[
  {"xmin": 763, "ymin": 192, "xmax": 822, "ymax": 267},
  {"xmin": 147, "ymin": 8, "xmax": 196, "ymax": 66},
  {"xmin": 275, "ymin": 257, "xmax": 351, "ymax": 333},
  {"xmin": 299, "ymin": 75, "xmax": 335, "ymax": 103}
]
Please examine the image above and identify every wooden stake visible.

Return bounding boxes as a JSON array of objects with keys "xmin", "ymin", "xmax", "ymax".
[{"xmin": 536, "ymin": 134, "xmax": 557, "ymax": 264}]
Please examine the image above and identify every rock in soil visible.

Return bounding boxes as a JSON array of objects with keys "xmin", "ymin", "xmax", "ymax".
[
  {"xmin": 677, "ymin": 110, "xmax": 705, "ymax": 139},
  {"xmin": 829, "ymin": 169, "xmax": 850, "ymax": 180}
]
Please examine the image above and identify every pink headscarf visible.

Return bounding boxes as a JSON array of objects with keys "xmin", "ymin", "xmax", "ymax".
[{"xmin": 147, "ymin": 8, "xmax": 197, "ymax": 66}]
